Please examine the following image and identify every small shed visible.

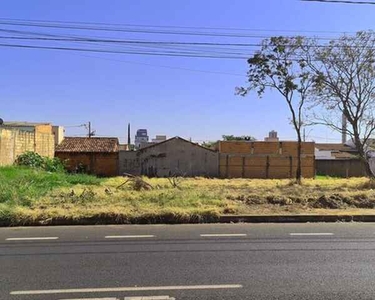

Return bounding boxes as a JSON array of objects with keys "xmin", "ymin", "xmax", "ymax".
[
  {"xmin": 119, "ymin": 136, "xmax": 218, "ymax": 177},
  {"xmin": 55, "ymin": 137, "xmax": 119, "ymax": 177},
  {"xmin": 315, "ymin": 143, "xmax": 366, "ymax": 177}
]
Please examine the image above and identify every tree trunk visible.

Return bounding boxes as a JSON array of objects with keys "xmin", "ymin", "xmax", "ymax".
[
  {"xmin": 364, "ymin": 159, "xmax": 374, "ymax": 178},
  {"xmin": 296, "ymin": 133, "xmax": 302, "ymax": 184},
  {"xmin": 353, "ymin": 131, "xmax": 374, "ymax": 178}
]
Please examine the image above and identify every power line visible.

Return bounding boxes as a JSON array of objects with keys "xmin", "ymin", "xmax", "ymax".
[
  {"xmin": 63, "ymin": 124, "xmax": 85, "ymax": 128},
  {"xmin": 0, "ymin": 42, "xmax": 251, "ymax": 59},
  {"xmin": 302, "ymin": 0, "xmax": 375, "ymax": 4},
  {"xmin": 1, "ymin": 18, "xmax": 373, "ymax": 67},
  {"xmin": 0, "ymin": 41, "xmax": 332, "ymax": 62},
  {"xmin": 0, "ymin": 20, "xmax": 337, "ymax": 40},
  {"xmin": 0, "ymin": 36, "xmax": 260, "ymax": 56},
  {"xmin": 0, "ymin": 35, "xmax": 264, "ymax": 47},
  {"xmin": 309, "ymin": 135, "xmax": 341, "ymax": 140},
  {"xmin": 0, "ymin": 41, "xmax": 362, "ymax": 63},
  {"xmin": 0, "ymin": 17, "xmax": 352, "ymax": 34},
  {"xmin": 3, "ymin": 35, "xmax": 375, "ymax": 50},
  {"xmin": 77, "ymin": 54, "xmax": 245, "ymax": 77},
  {"xmin": 0, "ymin": 18, "xmax": 352, "ymax": 34}
]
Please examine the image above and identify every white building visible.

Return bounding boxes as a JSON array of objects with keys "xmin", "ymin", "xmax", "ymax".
[
  {"xmin": 152, "ymin": 135, "xmax": 167, "ymax": 143},
  {"xmin": 135, "ymin": 129, "xmax": 149, "ymax": 149}
]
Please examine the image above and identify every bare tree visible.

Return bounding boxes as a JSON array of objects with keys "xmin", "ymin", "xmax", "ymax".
[
  {"xmin": 309, "ymin": 31, "xmax": 375, "ymax": 177},
  {"xmin": 237, "ymin": 36, "xmax": 314, "ymax": 183}
]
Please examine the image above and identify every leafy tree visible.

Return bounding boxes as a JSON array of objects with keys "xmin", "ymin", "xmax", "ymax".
[
  {"xmin": 222, "ymin": 135, "xmax": 256, "ymax": 141},
  {"xmin": 309, "ymin": 31, "xmax": 375, "ymax": 177},
  {"xmin": 237, "ymin": 36, "xmax": 314, "ymax": 183},
  {"xmin": 201, "ymin": 140, "xmax": 218, "ymax": 149},
  {"xmin": 202, "ymin": 135, "xmax": 256, "ymax": 149}
]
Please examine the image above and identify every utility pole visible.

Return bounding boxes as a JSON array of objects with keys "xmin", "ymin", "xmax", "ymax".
[
  {"xmin": 88, "ymin": 122, "xmax": 92, "ymax": 138},
  {"xmin": 303, "ymin": 128, "xmax": 306, "ymax": 142},
  {"xmin": 127, "ymin": 123, "xmax": 131, "ymax": 145},
  {"xmin": 87, "ymin": 121, "xmax": 95, "ymax": 138}
]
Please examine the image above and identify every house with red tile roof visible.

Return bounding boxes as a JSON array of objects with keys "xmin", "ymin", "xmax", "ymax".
[{"xmin": 55, "ymin": 137, "xmax": 119, "ymax": 177}]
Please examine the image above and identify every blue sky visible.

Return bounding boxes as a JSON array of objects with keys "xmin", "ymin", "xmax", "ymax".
[{"xmin": 1, "ymin": 0, "xmax": 374, "ymax": 143}]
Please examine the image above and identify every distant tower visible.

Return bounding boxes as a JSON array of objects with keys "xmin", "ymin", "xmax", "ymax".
[
  {"xmin": 342, "ymin": 114, "xmax": 347, "ymax": 144},
  {"xmin": 265, "ymin": 130, "xmax": 279, "ymax": 142},
  {"xmin": 127, "ymin": 123, "xmax": 131, "ymax": 145}
]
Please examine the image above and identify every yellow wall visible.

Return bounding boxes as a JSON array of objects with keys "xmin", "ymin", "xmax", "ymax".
[{"xmin": 0, "ymin": 128, "xmax": 55, "ymax": 166}]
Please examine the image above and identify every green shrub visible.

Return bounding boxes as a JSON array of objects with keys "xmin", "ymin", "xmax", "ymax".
[
  {"xmin": 15, "ymin": 152, "xmax": 65, "ymax": 172},
  {"xmin": 15, "ymin": 152, "xmax": 44, "ymax": 168},
  {"xmin": 44, "ymin": 157, "xmax": 65, "ymax": 173}
]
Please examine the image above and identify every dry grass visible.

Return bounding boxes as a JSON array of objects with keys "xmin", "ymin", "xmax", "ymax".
[{"xmin": 3, "ymin": 167, "xmax": 375, "ymax": 224}]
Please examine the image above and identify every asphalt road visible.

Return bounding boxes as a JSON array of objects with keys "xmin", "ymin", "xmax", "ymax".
[{"xmin": 2, "ymin": 223, "xmax": 375, "ymax": 300}]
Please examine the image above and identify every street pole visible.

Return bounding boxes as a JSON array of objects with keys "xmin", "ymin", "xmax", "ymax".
[
  {"xmin": 303, "ymin": 128, "xmax": 306, "ymax": 142},
  {"xmin": 88, "ymin": 121, "xmax": 92, "ymax": 138},
  {"xmin": 127, "ymin": 123, "xmax": 131, "ymax": 145}
]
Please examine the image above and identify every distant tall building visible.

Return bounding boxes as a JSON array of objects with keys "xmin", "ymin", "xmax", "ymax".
[
  {"xmin": 135, "ymin": 129, "xmax": 149, "ymax": 149},
  {"xmin": 264, "ymin": 130, "xmax": 279, "ymax": 142},
  {"xmin": 138, "ymin": 135, "xmax": 167, "ymax": 149}
]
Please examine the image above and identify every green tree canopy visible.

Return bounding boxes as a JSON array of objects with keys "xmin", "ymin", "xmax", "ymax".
[{"xmin": 237, "ymin": 36, "xmax": 315, "ymax": 183}]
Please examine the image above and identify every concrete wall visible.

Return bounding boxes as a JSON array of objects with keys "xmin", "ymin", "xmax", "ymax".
[
  {"xmin": 119, "ymin": 138, "xmax": 219, "ymax": 177},
  {"xmin": 56, "ymin": 152, "xmax": 118, "ymax": 177},
  {"xmin": 316, "ymin": 159, "xmax": 367, "ymax": 177},
  {"xmin": 119, "ymin": 151, "xmax": 140, "ymax": 176},
  {"xmin": 52, "ymin": 126, "xmax": 65, "ymax": 146},
  {"xmin": 0, "ymin": 128, "xmax": 55, "ymax": 166},
  {"xmin": 35, "ymin": 124, "xmax": 53, "ymax": 134}
]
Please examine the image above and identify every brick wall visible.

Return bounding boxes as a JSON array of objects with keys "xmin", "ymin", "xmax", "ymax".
[
  {"xmin": 0, "ymin": 128, "xmax": 55, "ymax": 166},
  {"xmin": 56, "ymin": 152, "xmax": 118, "ymax": 177},
  {"xmin": 218, "ymin": 141, "xmax": 315, "ymax": 179}
]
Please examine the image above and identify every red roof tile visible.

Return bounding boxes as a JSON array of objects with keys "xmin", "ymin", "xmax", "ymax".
[{"xmin": 55, "ymin": 137, "xmax": 119, "ymax": 153}]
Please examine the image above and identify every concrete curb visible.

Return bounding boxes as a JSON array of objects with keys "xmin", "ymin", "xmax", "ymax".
[
  {"xmin": 2, "ymin": 214, "xmax": 375, "ymax": 226},
  {"xmin": 0, "ymin": 214, "xmax": 220, "ymax": 227},
  {"xmin": 219, "ymin": 214, "xmax": 375, "ymax": 223}
]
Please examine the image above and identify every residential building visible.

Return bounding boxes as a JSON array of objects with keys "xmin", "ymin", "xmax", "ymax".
[
  {"xmin": 315, "ymin": 143, "xmax": 367, "ymax": 177},
  {"xmin": 55, "ymin": 137, "xmax": 119, "ymax": 177},
  {"xmin": 52, "ymin": 126, "xmax": 65, "ymax": 146},
  {"xmin": 120, "ymin": 137, "xmax": 315, "ymax": 179},
  {"xmin": 315, "ymin": 143, "xmax": 358, "ymax": 160},
  {"xmin": 119, "ymin": 144, "xmax": 132, "ymax": 151},
  {"xmin": 152, "ymin": 135, "xmax": 167, "ymax": 143},
  {"xmin": 139, "ymin": 135, "xmax": 167, "ymax": 149},
  {"xmin": 0, "ymin": 121, "xmax": 55, "ymax": 165},
  {"xmin": 134, "ymin": 129, "xmax": 148, "ymax": 149},
  {"xmin": 119, "ymin": 136, "xmax": 218, "ymax": 177}
]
